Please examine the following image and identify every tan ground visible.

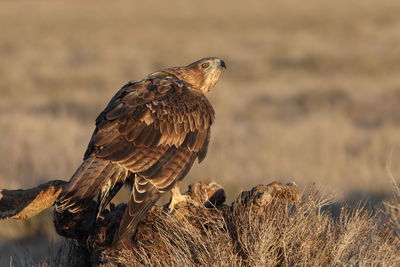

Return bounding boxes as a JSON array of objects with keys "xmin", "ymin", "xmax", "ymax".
[{"xmin": 1, "ymin": 0, "xmax": 400, "ymax": 264}]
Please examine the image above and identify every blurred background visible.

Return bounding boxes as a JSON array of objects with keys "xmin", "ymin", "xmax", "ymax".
[{"xmin": 1, "ymin": 0, "xmax": 400, "ymax": 264}]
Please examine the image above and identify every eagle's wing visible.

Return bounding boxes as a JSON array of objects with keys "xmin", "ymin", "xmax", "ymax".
[
  {"xmin": 57, "ymin": 72, "xmax": 214, "ymax": 241},
  {"xmin": 90, "ymin": 73, "xmax": 214, "ymax": 185}
]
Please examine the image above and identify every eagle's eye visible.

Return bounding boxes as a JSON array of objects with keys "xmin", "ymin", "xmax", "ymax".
[{"xmin": 201, "ymin": 62, "xmax": 210, "ymax": 69}]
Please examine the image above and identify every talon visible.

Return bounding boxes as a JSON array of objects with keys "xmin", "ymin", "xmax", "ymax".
[
  {"xmin": 166, "ymin": 183, "xmax": 196, "ymax": 212},
  {"xmin": 167, "ymin": 195, "xmax": 195, "ymax": 212}
]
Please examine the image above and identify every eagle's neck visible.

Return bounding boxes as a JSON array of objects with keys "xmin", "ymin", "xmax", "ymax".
[{"xmin": 163, "ymin": 67, "xmax": 216, "ymax": 94}]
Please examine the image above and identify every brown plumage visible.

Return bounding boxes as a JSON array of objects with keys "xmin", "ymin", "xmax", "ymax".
[{"xmin": 55, "ymin": 57, "xmax": 226, "ymax": 244}]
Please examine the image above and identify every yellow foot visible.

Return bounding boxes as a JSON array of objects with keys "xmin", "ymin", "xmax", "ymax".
[{"xmin": 166, "ymin": 194, "xmax": 196, "ymax": 212}]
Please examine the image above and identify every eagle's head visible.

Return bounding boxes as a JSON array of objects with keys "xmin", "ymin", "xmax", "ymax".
[{"xmin": 166, "ymin": 57, "xmax": 226, "ymax": 93}]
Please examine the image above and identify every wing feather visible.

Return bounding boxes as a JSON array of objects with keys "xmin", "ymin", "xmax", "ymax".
[
  {"xmin": 134, "ymin": 124, "xmax": 153, "ymax": 145},
  {"xmin": 93, "ymin": 127, "xmax": 120, "ymax": 147},
  {"xmin": 119, "ymin": 118, "xmax": 140, "ymax": 134},
  {"xmin": 106, "ymin": 102, "xmax": 130, "ymax": 120},
  {"xmin": 126, "ymin": 122, "xmax": 146, "ymax": 141}
]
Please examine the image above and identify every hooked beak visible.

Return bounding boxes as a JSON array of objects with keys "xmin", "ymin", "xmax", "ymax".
[{"xmin": 220, "ymin": 60, "xmax": 226, "ymax": 69}]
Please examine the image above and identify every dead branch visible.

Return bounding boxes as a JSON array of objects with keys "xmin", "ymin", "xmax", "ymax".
[{"xmin": 0, "ymin": 180, "xmax": 67, "ymax": 220}]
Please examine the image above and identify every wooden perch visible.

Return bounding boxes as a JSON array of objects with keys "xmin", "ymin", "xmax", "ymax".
[{"xmin": 0, "ymin": 180, "xmax": 66, "ymax": 220}]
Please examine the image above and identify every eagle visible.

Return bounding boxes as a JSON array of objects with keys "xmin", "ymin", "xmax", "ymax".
[{"xmin": 55, "ymin": 57, "xmax": 226, "ymax": 244}]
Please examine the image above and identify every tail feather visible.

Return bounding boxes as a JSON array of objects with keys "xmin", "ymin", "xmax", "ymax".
[
  {"xmin": 113, "ymin": 175, "xmax": 162, "ymax": 245},
  {"xmin": 56, "ymin": 154, "xmax": 127, "ymax": 214},
  {"xmin": 95, "ymin": 169, "xmax": 130, "ymax": 220}
]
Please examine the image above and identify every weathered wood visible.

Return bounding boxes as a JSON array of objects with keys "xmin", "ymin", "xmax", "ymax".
[{"xmin": 0, "ymin": 180, "xmax": 67, "ymax": 220}]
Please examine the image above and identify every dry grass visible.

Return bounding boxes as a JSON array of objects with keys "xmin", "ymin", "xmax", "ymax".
[
  {"xmin": 1, "ymin": 0, "xmax": 400, "ymax": 265},
  {"xmin": 37, "ymin": 183, "xmax": 399, "ymax": 266}
]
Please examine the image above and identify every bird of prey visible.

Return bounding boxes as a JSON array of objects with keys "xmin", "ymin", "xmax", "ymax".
[{"xmin": 55, "ymin": 57, "xmax": 226, "ymax": 244}]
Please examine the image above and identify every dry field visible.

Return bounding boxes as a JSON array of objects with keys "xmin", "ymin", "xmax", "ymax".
[{"xmin": 1, "ymin": 0, "xmax": 400, "ymax": 265}]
